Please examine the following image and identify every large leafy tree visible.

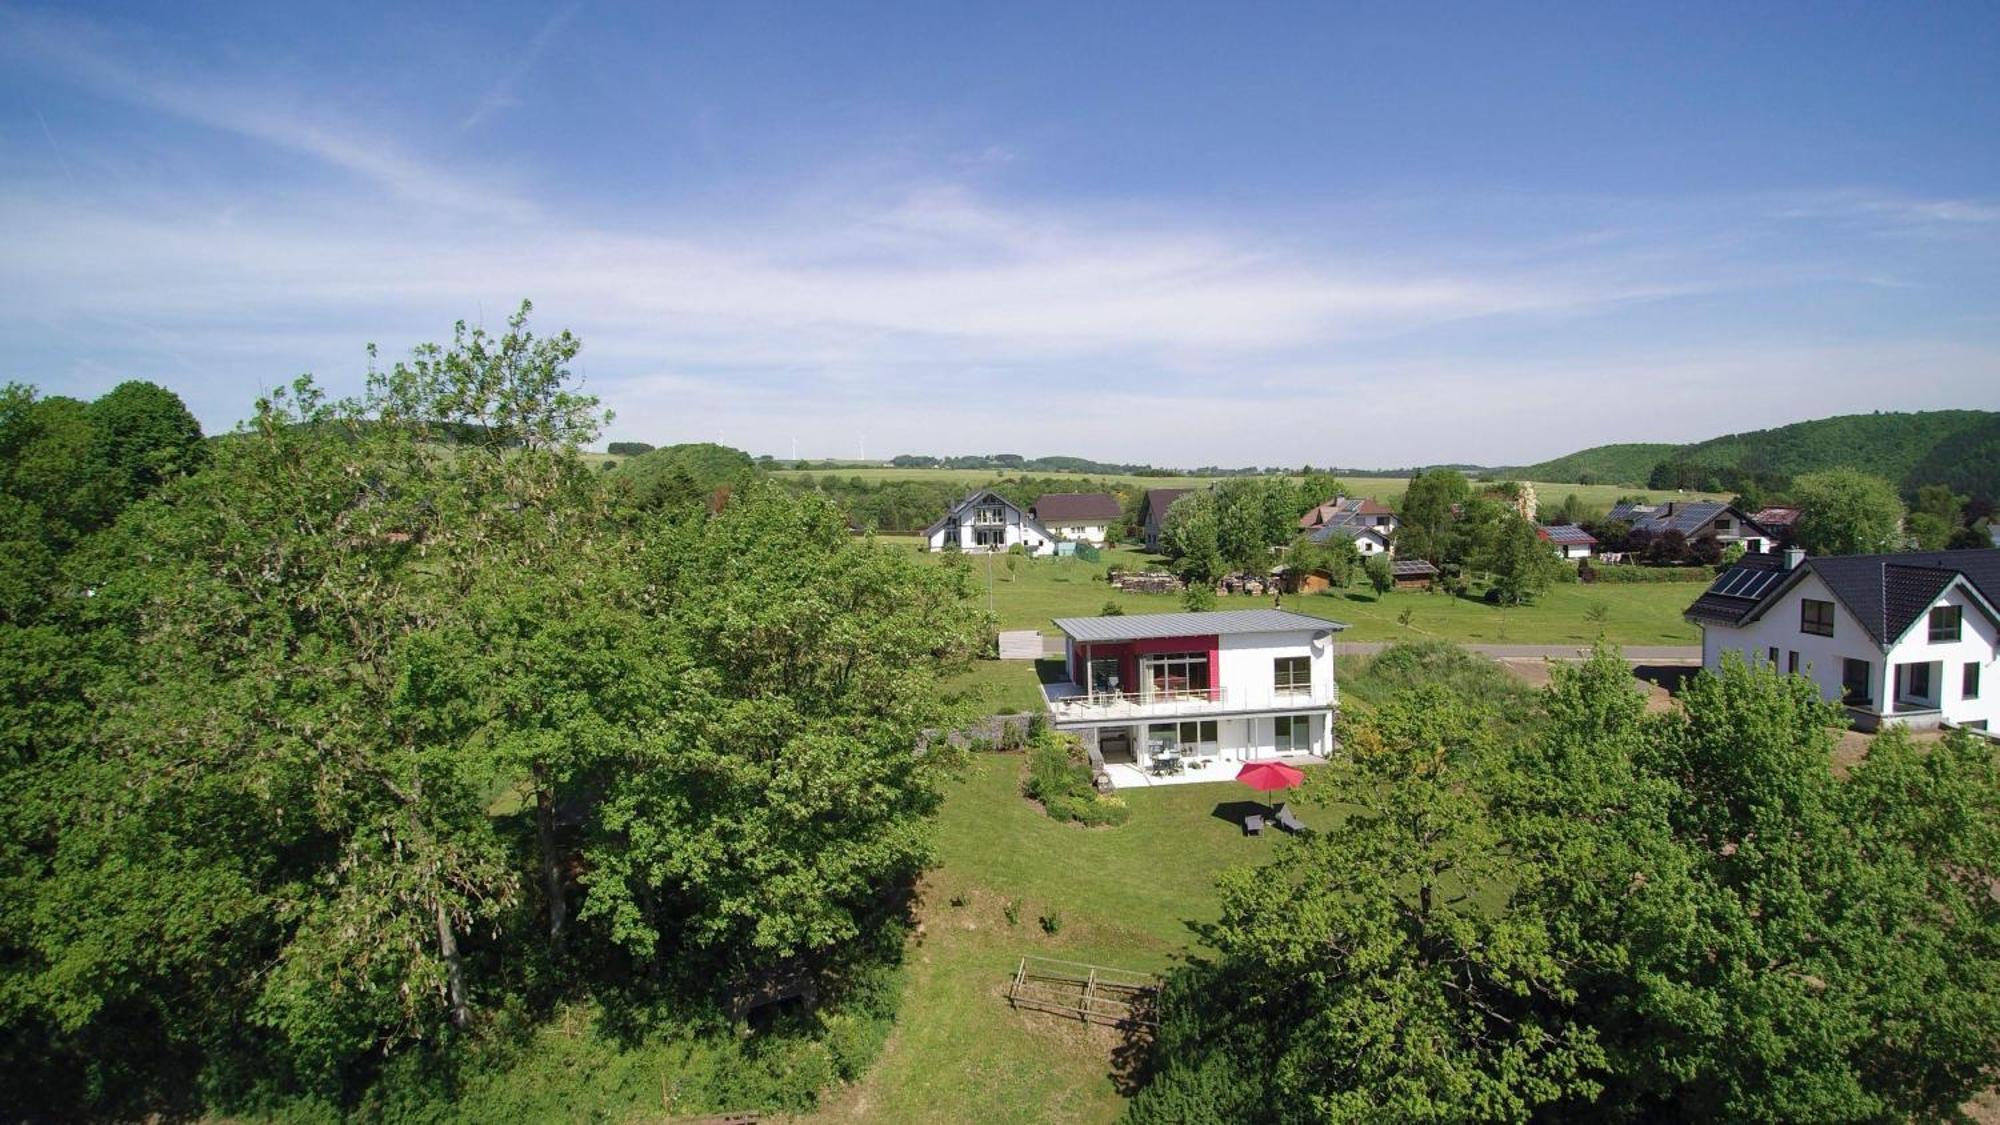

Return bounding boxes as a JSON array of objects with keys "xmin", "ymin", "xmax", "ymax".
[
  {"xmin": 580, "ymin": 483, "xmax": 983, "ymax": 981},
  {"xmin": 1132, "ymin": 688, "xmax": 1603, "ymax": 1122},
  {"xmin": 1396, "ymin": 468, "xmax": 1469, "ymax": 563},
  {"xmin": 1792, "ymin": 468, "xmax": 1905, "ymax": 556},
  {"xmin": 83, "ymin": 380, "xmax": 208, "ymax": 502}
]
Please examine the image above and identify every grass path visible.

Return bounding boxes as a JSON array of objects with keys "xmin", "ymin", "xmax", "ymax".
[{"xmin": 813, "ymin": 755, "xmax": 1300, "ymax": 1122}]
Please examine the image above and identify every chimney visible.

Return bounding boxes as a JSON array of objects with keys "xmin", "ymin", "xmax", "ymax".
[{"xmin": 1783, "ymin": 545, "xmax": 1805, "ymax": 571}]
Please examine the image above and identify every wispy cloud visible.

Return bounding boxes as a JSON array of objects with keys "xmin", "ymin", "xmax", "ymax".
[
  {"xmin": 0, "ymin": 6, "xmax": 534, "ymax": 219},
  {"xmin": 461, "ymin": 1, "xmax": 584, "ymax": 130}
]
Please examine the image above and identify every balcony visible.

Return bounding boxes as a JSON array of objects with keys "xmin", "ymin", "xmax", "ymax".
[{"xmin": 1041, "ymin": 681, "xmax": 1335, "ymax": 724}]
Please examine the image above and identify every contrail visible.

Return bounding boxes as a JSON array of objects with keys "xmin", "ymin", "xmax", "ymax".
[{"xmin": 34, "ymin": 108, "xmax": 74, "ymax": 182}]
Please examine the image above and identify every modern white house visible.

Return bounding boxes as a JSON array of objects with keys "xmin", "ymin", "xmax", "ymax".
[
  {"xmin": 1685, "ymin": 547, "xmax": 2000, "ymax": 733},
  {"xmin": 923, "ymin": 489, "xmax": 1055, "ymax": 555},
  {"xmin": 1537, "ymin": 523, "xmax": 1598, "ymax": 560},
  {"xmin": 1030, "ymin": 492, "xmax": 1122, "ymax": 546},
  {"xmin": 1041, "ymin": 609, "xmax": 1346, "ymax": 788},
  {"xmin": 1300, "ymin": 496, "xmax": 1398, "ymax": 538}
]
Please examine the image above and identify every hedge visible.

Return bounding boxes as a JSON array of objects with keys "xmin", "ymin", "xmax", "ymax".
[{"xmin": 1585, "ymin": 563, "xmax": 1719, "ymax": 584}]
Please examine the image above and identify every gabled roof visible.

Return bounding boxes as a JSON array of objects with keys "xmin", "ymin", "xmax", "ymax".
[
  {"xmin": 1141, "ymin": 488, "xmax": 1193, "ymax": 524},
  {"xmin": 1300, "ymin": 496, "xmax": 1395, "ymax": 529},
  {"xmin": 1391, "ymin": 559, "xmax": 1439, "ymax": 578},
  {"xmin": 1307, "ymin": 520, "xmax": 1390, "ymax": 546},
  {"xmin": 1032, "ymin": 492, "xmax": 1122, "ymax": 522},
  {"xmin": 1536, "ymin": 523, "xmax": 1597, "ymax": 546},
  {"xmin": 1751, "ymin": 506, "xmax": 1802, "ymax": 527},
  {"xmin": 1686, "ymin": 548, "xmax": 2000, "ymax": 648},
  {"xmin": 1606, "ymin": 499, "xmax": 1764, "ymax": 538},
  {"xmin": 923, "ymin": 489, "xmax": 1054, "ymax": 539},
  {"xmin": 1054, "ymin": 608, "xmax": 1346, "ymax": 643}
]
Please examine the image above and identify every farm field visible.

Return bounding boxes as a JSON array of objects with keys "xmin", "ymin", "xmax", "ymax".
[{"xmin": 781, "ymin": 466, "xmax": 1727, "ymax": 515}]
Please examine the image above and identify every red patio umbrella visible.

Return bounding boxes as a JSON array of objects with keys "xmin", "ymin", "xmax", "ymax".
[{"xmin": 1235, "ymin": 760, "xmax": 1305, "ymax": 813}]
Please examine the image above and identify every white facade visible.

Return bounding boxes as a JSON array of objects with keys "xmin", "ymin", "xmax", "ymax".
[
  {"xmin": 924, "ymin": 490, "xmax": 1055, "ymax": 556},
  {"xmin": 1043, "ymin": 521, "xmax": 1110, "ymax": 546},
  {"xmin": 1045, "ymin": 620, "xmax": 1340, "ymax": 787},
  {"xmin": 1698, "ymin": 571, "xmax": 2000, "ymax": 733}
]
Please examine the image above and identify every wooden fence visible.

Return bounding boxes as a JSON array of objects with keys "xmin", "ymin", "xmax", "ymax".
[{"xmin": 1006, "ymin": 955, "xmax": 1159, "ymax": 1029}]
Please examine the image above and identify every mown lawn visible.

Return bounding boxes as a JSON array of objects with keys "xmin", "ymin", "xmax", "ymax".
[{"xmin": 819, "ymin": 754, "xmax": 1320, "ymax": 1123}]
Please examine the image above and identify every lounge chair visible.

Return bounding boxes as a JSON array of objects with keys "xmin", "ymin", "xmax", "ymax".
[
  {"xmin": 1243, "ymin": 813, "xmax": 1264, "ymax": 836},
  {"xmin": 1274, "ymin": 803, "xmax": 1305, "ymax": 833}
]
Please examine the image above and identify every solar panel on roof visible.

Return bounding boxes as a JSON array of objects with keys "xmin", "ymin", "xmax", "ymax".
[{"xmin": 1740, "ymin": 570, "xmax": 1782, "ymax": 598}]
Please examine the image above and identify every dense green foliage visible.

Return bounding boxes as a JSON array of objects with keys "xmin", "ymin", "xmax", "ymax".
[
  {"xmin": 1791, "ymin": 468, "xmax": 1906, "ymax": 556},
  {"xmin": 1520, "ymin": 411, "xmax": 2000, "ymax": 503},
  {"xmin": 1650, "ymin": 409, "xmax": 2000, "ymax": 499},
  {"xmin": 0, "ymin": 308, "xmax": 985, "ymax": 1118},
  {"xmin": 1022, "ymin": 734, "xmax": 1130, "ymax": 827},
  {"xmin": 607, "ymin": 440, "xmax": 758, "ymax": 510},
  {"xmin": 1133, "ymin": 646, "xmax": 2000, "ymax": 1121},
  {"xmin": 1509, "ymin": 441, "xmax": 1678, "ymax": 487}
]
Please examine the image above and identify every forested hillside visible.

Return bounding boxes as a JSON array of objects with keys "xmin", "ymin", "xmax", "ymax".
[
  {"xmin": 1509, "ymin": 442, "xmax": 1678, "ymax": 486},
  {"xmin": 1518, "ymin": 411, "xmax": 2000, "ymax": 500}
]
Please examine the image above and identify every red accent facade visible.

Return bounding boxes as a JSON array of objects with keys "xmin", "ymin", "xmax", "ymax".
[{"xmin": 1071, "ymin": 634, "xmax": 1218, "ymax": 694}]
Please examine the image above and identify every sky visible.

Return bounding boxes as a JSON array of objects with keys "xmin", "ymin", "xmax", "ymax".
[{"xmin": 2, "ymin": 2, "xmax": 1997, "ymax": 468}]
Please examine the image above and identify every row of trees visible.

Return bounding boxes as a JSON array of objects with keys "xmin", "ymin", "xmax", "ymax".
[
  {"xmin": 1130, "ymin": 646, "xmax": 2000, "ymax": 1121},
  {"xmin": 0, "ymin": 307, "xmax": 985, "ymax": 1116}
]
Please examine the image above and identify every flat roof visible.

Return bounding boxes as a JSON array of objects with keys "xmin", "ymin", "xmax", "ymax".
[{"xmin": 1052, "ymin": 608, "xmax": 1347, "ymax": 643}]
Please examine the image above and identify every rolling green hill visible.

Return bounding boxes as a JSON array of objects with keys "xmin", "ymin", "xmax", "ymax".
[
  {"xmin": 1510, "ymin": 443, "xmax": 1678, "ymax": 487},
  {"xmin": 1518, "ymin": 411, "xmax": 2000, "ymax": 499}
]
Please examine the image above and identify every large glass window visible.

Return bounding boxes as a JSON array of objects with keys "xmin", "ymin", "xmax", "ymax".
[
  {"xmin": 1143, "ymin": 652, "xmax": 1211, "ymax": 701},
  {"xmin": 1842, "ymin": 658, "xmax": 1871, "ymax": 706},
  {"xmin": 1147, "ymin": 720, "xmax": 1218, "ymax": 752},
  {"xmin": 1930, "ymin": 605, "xmax": 1962, "ymax": 643},
  {"xmin": 1801, "ymin": 599, "xmax": 1834, "ymax": 637},
  {"xmin": 1274, "ymin": 715, "xmax": 1311, "ymax": 753},
  {"xmin": 1273, "ymin": 656, "xmax": 1311, "ymax": 695}
]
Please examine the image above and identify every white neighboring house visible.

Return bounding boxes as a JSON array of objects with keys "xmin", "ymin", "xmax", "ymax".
[
  {"xmin": 1536, "ymin": 523, "xmax": 1598, "ymax": 560},
  {"xmin": 1030, "ymin": 492, "xmax": 1123, "ymax": 547},
  {"xmin": 1686, "ymin": 547, "xmax": 2000, "ymax": 733},
  {"xmin": 1607, "ymin": 500, "xmax": 1775, "ymax": 554},
  {"xmin": 924, "ymin": 489, "xmax": 1055, "ymax": 555},
  {"xmin": 1307, "ymin": 519, "xmax": 1391, "ymax": 556},
  {"xmin": 1040, "ymin": 609, "xmax": 1347, "ymax": 789}
]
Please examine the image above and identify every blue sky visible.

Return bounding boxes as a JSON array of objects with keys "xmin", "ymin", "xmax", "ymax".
[{"xmin": 3, "ymin": 2, "xmax": 1997, "ymax": 467}]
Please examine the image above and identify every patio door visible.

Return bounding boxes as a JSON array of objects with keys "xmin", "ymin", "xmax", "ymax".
[
  {"xmin": 1274, "ymin": 714, "xmax": 1312, "ymax": 754},
  {"xmin": 1141, "ymin": 652, "xmax": 1211, "ymax": 702}
]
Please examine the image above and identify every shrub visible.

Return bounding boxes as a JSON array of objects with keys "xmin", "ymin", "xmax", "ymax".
[
  {"xmin": 1182, "ymin": 585, "xmax": 1217, "ymax": 612},
  {"xmin": 1023, "ymin": 733, "xmax": 1131, "ymax": 826},
  {"xmin": 1099, "ymin": 600, "xmax": 1125, "ymax": 616},
  {"xmin": 1003, "ymin": 900, "xmax": 1022, "ymax": 926},
  {"xmin": 1039, "ymin": 912, "xmax": 1063, "ymax": 935}
]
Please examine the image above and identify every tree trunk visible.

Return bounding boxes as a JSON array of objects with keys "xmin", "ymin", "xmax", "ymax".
[
  {"xmin": 434, "ymin": 896, "xmax": 471, "ymax": 1030},
  {"xmin": 534, "ymin": 759, "xmax": 566, "ymax": 947}
]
